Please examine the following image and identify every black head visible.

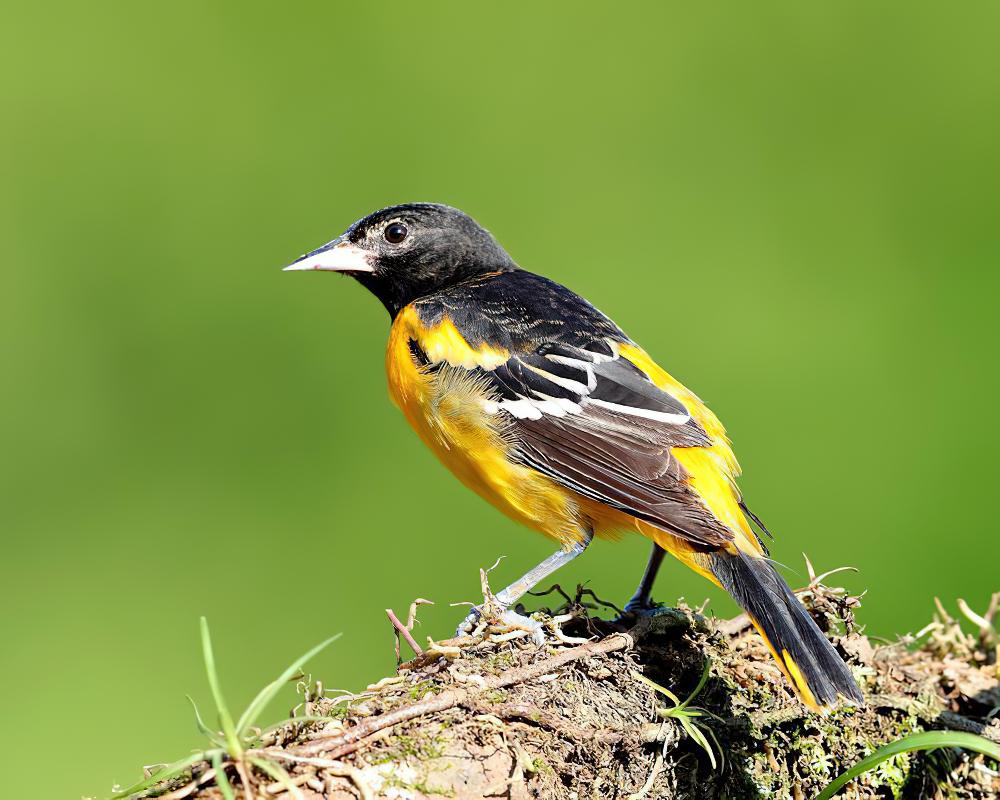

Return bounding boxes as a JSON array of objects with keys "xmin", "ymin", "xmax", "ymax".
[{"xmin": 284, "ymin": 203, "xmax": 517, "ymax": 317}]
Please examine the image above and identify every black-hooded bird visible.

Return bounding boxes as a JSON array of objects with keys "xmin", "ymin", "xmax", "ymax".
[{"xmin": 284, "ymin": 203, "xmax": 862, "ymax": 710}]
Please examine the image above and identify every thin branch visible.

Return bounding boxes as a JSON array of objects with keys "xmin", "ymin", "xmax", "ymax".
[{"xmin": 386, "ymin": 608, "xmax": 423, "ymax": 661}]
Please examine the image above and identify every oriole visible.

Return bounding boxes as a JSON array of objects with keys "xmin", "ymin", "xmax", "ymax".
[{"xmin": 285, "ymin": 203, "xmax": 862, "ymax": 710}]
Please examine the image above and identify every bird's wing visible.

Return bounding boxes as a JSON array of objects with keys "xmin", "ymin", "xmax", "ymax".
[
  {"xmin": 404, "ymin": 272, "xmax": 739, "ymax": 549},
  {"xmin": 447, "ymin": 336, "xmax": 736, "ymax": 549}
]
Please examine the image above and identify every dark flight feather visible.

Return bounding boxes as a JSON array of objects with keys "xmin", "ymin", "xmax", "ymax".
[{"xmin": 514, "ymin": 407, "xmax": 733, "ymax": 548}]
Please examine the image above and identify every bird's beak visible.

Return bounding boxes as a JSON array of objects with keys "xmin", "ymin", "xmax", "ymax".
[{"xmin": 283, "ymin": 239, "xmax": 375, "ymax": 273}]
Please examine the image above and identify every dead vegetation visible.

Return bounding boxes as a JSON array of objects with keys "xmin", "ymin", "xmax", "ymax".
[{"xmin": 113, "ymin": 568, "xmax": 998, "ymax": 800}]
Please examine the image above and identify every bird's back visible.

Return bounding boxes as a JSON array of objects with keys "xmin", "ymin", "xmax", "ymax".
[{"xmin": 411, "ymin": 269, "xmax": 629, "ymax": 353}]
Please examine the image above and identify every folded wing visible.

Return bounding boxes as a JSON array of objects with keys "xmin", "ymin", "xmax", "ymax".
[{"xmin": 474, "ymin": 340, "xmax": 736, "ymax": 549}]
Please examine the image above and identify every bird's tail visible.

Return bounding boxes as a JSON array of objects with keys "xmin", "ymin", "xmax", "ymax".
[{"xmin": 710, "ymin": 548, "xmax": 863, "ymax": 710}]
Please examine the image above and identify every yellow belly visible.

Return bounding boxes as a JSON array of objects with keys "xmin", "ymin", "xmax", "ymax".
[{"xmin": 386, "ymin": 308, "xmax": 586, "ymax": 547}]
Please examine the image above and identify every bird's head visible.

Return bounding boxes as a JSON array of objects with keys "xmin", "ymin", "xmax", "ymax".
[{"xmin": 284, "ymin": 203, "xmax": 516, "ymax": 317}]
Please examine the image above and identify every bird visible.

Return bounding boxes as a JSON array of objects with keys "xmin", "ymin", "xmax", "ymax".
[{"xmin": 284, "ymin": 202, "xmax": 863, "ymax": 711}]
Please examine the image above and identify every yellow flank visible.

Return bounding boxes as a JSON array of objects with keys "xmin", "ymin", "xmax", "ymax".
[
  {"xmin": 618, "ymin": 343, "xmax": 763, "ymax": 557},
  {"xmin": 386, "ymin": 306, "xmax": 586, "ymax": 547}
]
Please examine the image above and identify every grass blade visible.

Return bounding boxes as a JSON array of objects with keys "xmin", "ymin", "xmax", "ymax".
[
  {"xmin": 236, "ymin": 632, "xmax": 342, "ymax": 737},
  {"xmin": 200, "ymin": 617, "xmax": 243, "ymax": 758},
  {"xmin": 186, "ymin": 695, "xmax": 226, "ymax": 748},
  {"xmin": 700, "ymin": 722, "xmax": 726, "ymax": 771},
  {"xmin": 683, "ymin": 718, "xmax": 717, "ymax": 770},
  {"xmin": 677, "ymin": 661, "xmax": 711, "ymax": 711},
  {"xmin": 211, "ymin": 751, "xmax": 235, "ymax": 800},
  {"xmin": 815, "ymin": 730, "xmax": 1000, "ymax": 800},
  {"xmin": 632, "ymin": 670, "xmax": 681, "ymax": 706},
  {"xmin": 109, "ymin": 751, "xmax": 211, "ymax": 798}
]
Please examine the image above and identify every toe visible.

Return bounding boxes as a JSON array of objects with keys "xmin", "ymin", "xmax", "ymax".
[
  {"xmin": 624, "ymin": 597, "xmax": 664, "ymax": 616},
  {"xmin": 456, "ymin": 606, "xmax": 485, "ymax": 637},
  {"xmin": 499, "ymin": 610, "xmax": 545, "ymax": 645}
]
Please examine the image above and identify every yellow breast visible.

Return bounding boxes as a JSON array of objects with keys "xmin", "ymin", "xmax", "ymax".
[{"xmin": 385, "ymin": 306, "xmax": 585, "ymax": 546}]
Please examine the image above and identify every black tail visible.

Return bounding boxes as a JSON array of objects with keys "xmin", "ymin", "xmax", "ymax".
[{"xmin": 711, "ymin": 549, "xmax": 863, "ymax": 709}]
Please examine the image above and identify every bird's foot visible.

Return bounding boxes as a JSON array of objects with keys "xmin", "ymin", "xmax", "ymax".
[
  {"xmin": 497, "ymin": 609, "xmax": 546, "ymax": 645},
  {"xmin": 618, "ymin": 596, "xmax": 667, "ymax": 622},
  {"xmin": 455, "ymin": 606, "xmax": 487, "ymax": 639},
  {"xmin": 456, "ymin": 605, "xmax": 546, "ymax": 646}
]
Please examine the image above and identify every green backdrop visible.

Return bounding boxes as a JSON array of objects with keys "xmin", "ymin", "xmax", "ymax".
[{"xmin": 2, "ymin": 3, "xmax": 998, "ymax": 797}]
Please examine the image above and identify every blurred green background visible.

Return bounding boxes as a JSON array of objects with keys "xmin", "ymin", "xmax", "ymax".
[{"xmin": 2, "ymin": 3, "xmax": 998, "ymax": 797}]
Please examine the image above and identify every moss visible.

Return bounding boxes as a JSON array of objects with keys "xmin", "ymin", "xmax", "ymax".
[
  {"xmin": 384, "ymin": 775, "xmax": 456, "ymax": 797},
  {"xmin": 529, "ymin": 755, "xmax": 554, "ymax": 776},
  {"xmin": 372, "ymin": 730, "xmax": 447, "ymax": 764},
  {"xmin": 325, "ymin": 702, "xmax": 352, "ymax": 720},
  {"xmin": 481, "ymin": 688, "xmax": 509, "ymax": 705},
  {"xmin": 873, "ymin": 750, "xmax": 911, "ymax": 797},
  {"xmin": 482, "ymin": 650, "xmax": 516, "ymax": 673},
  {"xmin": 804, "ymin": 742, "xmax": 835, "ymax": 779},
  {"xmin": 411, "ymin": 781, "xmax": 455, "ymax": 796},
  {"xmin": 407, "ymin": 679, "xmax": 442, "ymax": 701}
]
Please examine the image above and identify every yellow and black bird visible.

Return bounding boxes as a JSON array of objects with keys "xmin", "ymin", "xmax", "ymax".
[{"xmin": 285, "ymin": 203, "xmax": 862, "ymax": 710}]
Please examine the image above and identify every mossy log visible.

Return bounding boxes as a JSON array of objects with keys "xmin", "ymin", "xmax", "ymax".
[{"xmin": 122, "ymin": 581, "xmax": 998, "ymax": 799}]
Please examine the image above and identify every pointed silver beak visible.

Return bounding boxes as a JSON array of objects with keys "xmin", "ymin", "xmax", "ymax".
[{"xmin": 283, "ymin": 240, "xmax": 374, "ymax": 273}]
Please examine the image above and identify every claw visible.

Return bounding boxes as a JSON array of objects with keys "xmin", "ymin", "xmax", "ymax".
[
  {"xmin": 499, "ymin": 609, "xmax": 545, "ymax": 645},
  {"xmin": 623, "ymin": 598, "xmax": 666, "ymax": 617},
  {"xmin": 456, "ymin": 605, "xmax": 545, "ymax": 645},
  {"xmin": 456, "ymin": 607, "xmax": 486, "ymax": 638}
]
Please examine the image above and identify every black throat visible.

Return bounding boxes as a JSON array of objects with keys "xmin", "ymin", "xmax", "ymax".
[{"xmin": 356, "ymin": 255, "xmax": 518, "ymax": 319}]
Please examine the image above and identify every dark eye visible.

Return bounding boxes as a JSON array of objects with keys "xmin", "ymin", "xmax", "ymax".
[{"xmin": 383, "ymin": 223, "xmax": 408, "ymax": 244}]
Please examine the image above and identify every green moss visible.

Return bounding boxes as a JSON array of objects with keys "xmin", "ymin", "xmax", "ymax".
[
  {"xmin": 411, "ymin": 781, "xmax": 455, "ymax": 796},
  {"xmin": 872, "ymin": 750, "xmax": 911, "ymax": 797},
  {"xmin": 529, "ymin": 755, "xmax": 554, "ymax": 776},
  {"xmin": 482, "ymin": 651, "xmax": 516, "ymax": 673},
  {"xmin": 372, "ymin": 731, "xmax": 447, "ymax": 764},
  {"xmin": 408, "ymin": 679, "xmax": 442, "ymax": 701},
  {"xmin": 326, "ymin": 702, "xmax": 352, "ymax": 720},
  {"xmin": 481, "ymin": 688, "xmax": 509, "ymax": 705},
  {"xmin": 384, "ymin": 775, "xmax": 456, "ymax": 797},
  {"xmin": 804, "ymin": 742, "xmax": 834, "ymax": 779}
]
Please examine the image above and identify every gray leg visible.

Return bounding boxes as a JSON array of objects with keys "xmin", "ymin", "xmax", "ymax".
[
  {"xmin": 457, "ymin": 529, "xmax": 594, "ymax": 640},
  {"xmin": 624, "ymin": 542, "xmax": 666, "ymax": 612}
]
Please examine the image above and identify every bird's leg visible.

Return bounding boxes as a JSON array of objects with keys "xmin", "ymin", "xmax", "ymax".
[
  {"xmin": 457, "ymin": 529, "xmax": 594, "ymax": 644},
  {"xmin": 624, "ymin": 542, "xmax": 667, "ymax": 614}
]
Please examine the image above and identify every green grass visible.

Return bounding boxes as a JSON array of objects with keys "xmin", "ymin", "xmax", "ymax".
[
  {"xmin": 634, "ymin": 661, "xmax": 724, "ymax": 770},
  {"xmin": 815, "ymin": 730, "xmax": 1000, "ymax": 800},
  {"xmin": 109, "ymin": 617, "xmax": 340, "ymax": 799}
]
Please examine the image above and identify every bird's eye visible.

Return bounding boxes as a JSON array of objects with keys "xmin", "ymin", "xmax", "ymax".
[{"xmin": 383, "ymin": 223, "xmax": 408, "ymax": 244}]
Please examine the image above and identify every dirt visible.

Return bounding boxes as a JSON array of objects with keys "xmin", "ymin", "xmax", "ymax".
[{"xmin": 120, "ymin": 578, "xmax": 999, "ymax": 800}]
